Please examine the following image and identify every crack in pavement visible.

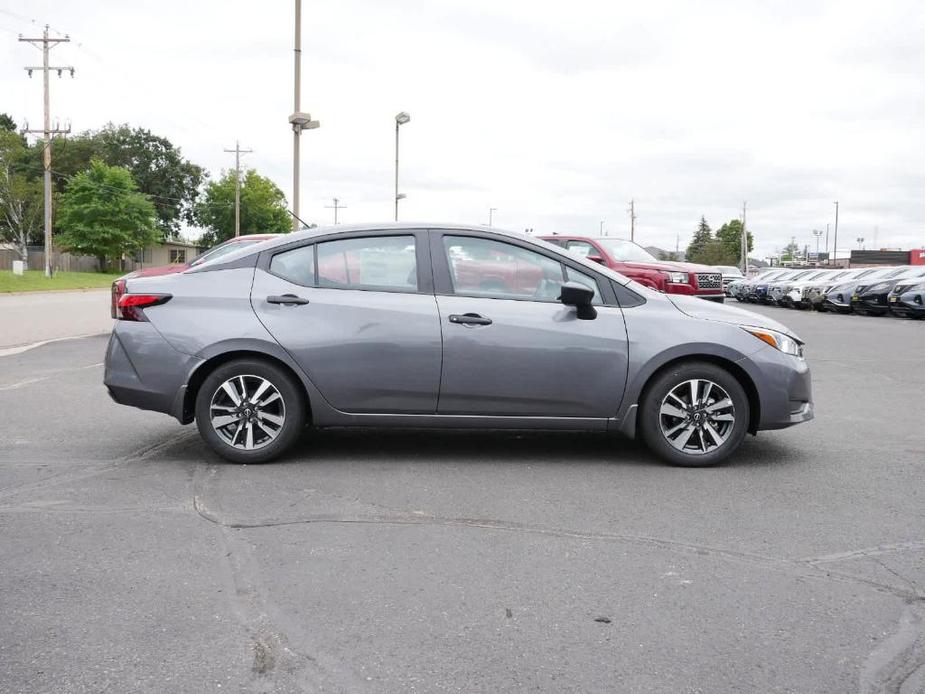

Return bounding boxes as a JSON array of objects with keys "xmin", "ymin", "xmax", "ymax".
[
  {"xmin": 859, "ymin": 602, "xmax": 925, "ymax": 694},
  {"xmin": 0, "ymin": 430, "xmax": 200, "ymax": 501},
  {"xmin": 191, "ymin": 478, "xmax": 925, "ymax": 603},
  {"xmin": 193, "ymin": 463, "xmax": 370, "ymax": 693}
]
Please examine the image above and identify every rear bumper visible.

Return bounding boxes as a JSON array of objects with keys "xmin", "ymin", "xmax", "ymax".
[{"xmin": 104, "ymin": 323, "xmax": 202, "ymax": 422}]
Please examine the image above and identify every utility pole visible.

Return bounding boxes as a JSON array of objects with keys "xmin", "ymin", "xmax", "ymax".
[
  {"xmin": 599, "ymin": 220, "xmax": 604, "ymax": 235},
  {"xmin": 223, "ymin": 141, "xmax": 252, "ymax": 237},
  {"xmin": 324, "ymin": 197, "xmax": 346, "ymax": 224},
  {"xmin": 289, "ymin": 0, "xmax": 320, "ymax": 231},
  {"xmin": 20, "ymin": 25, "xmax": 74, "ymax": 278},
  {"xmin": 825, "ymin": 222, "xmax": 830, "ymax": 260},
  {"xmin": 741, "ymin": 201, "xmax": 748, "ymax": 274},
  {"xmin": 488, "ymin": 207, "xmax": 497, "ymax": 227},
  {"xmin": 628, "ymin": 199, "xmax": 636, "ymax": 241},
  {"xmin": 832, "ymin": 201, "xmax": 839, "ymax": 266}
]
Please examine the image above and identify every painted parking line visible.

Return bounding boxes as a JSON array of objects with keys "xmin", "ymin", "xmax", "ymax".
[{"xmin": 0, "ymin": 333, "xmax": 109, "ymax": 359}]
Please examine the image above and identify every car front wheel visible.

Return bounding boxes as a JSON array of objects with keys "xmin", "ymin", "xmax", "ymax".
[
  {"xmin": 639, "ymin": 362, "xmax": 749, "ymax": 467},
  {"xmin": 195, "ymin": 358, "xmax": 306, "ymax": 464}
]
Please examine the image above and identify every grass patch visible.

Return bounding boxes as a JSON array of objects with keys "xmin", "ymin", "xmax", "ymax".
[{"xmin": 0, "ymin": 270, "xmax": 122, "ymax": 293}]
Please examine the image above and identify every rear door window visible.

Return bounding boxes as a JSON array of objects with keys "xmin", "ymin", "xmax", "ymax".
[{"xmin": 317, "ymin": 235, "xmax": 418, "ymax": 291}]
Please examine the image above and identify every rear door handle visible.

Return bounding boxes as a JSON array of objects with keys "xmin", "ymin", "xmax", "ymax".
[
  {"xmin": 448, "ymin": 313, "xmax": 492, "ymax": 326},
  {"xmin": 267, "ymin": 294, "xmax": 310, "ymax": 306}
]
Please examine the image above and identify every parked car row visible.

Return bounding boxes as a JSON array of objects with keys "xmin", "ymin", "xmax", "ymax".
[{"xmin": 726, "ymin": 266, "xmax": 925, "ymax": 318}]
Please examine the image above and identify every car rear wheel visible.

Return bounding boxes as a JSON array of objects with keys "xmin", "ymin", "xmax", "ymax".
[
  {"xmin": 639, "ymin": 362, "xmax": 749, "ymax": 467},
  {"xmin": 195, "ymin": 359, "xmax": 306, "ymax": 464}
]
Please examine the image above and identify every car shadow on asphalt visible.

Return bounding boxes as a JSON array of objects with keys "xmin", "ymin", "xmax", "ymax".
[
  {"xmin": 144, "ymin": 427, "xmax": 804, "ymax": 470},
  {"xmin": 301, "ymin": 429, "xmax": 802, "ymax": 468}
]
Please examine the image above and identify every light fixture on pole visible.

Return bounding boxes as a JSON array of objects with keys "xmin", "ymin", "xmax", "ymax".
[
  {"xmin": 856, "ymin": 237, "xmax": 864, "ymax": 250},
  {"xmin": 812, "ymin": 229, "xmax": 823, "ymax": 256},
  {"xmin": 394, "ymin": 111, "xmax": 410, "ymax": 221}
]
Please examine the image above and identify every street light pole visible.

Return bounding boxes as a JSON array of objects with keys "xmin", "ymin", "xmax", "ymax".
[
  {"xmin": 812, "ymin": 229, "xmax": 823, "ymax": 255},
  {"xmin": 289, "ymin": 0, "xmax": 320, "ymax": 231},
  {"xmin": 488, "ymin": 207, "xmax": 497, "ymax": 227},
  {"xmin": 832, "ymin": 201, "xmax": 839, "ymax": 266},
  {"xmin": 394, "ymin": 112, "xmax": 410, "ymax": 221},
  {"xmin": 292, "ymin": 0, "xmax": 301, "ymax": 232}
]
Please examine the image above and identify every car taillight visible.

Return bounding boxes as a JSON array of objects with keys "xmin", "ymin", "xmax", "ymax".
[
  {"xmin": 111, "ymin": 279, "xmax": 126, "ymax": 319},
  {"xmin": 115, "ymin": 293, "xmax": 172, "ymax": 322}
]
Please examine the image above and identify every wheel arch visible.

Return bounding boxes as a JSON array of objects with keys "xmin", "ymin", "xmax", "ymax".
[
  {"xmin": 623, "ymin": 353, "xmax": 761, "ymax": 437},
  {"xmin": 180, "ymin": 344, "xmax": 314, "ymax": 425}
]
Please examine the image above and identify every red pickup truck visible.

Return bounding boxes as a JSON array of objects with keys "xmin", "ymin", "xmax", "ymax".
[{"xmin": 540, "ymin": 235, "xmax": 725, "ymax": 302}]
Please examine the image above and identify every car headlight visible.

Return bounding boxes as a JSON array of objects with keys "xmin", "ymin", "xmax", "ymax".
[
  {"xmin": 741, "ymin": 326, "xmax": 804, "ymax": 358},
  {"xmin": 662, "ymin": 271, "xmax": 688, "ymax": 284}
]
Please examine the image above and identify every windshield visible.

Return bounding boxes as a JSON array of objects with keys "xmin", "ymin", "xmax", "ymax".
[
  {"xmin": 191, "ymin": 238, "xmax": 266, "ymax": 266},
  {"xmin": 595, "ymin": 239, "xmax": 659, "ymax": 263}
]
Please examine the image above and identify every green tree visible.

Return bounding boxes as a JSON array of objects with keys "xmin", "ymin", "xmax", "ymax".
[
  {"xmin": 56, "ymin": 159, "xmax": 158, "ymax": 270},
  {"xmin": 0, "ymin": 130, "xmax": 43, "ymax": 265},
  {"xmin": 194, "ymin": 169, "xmax": 291, "ymax": 247},
  {"xmin": 696, "ymin": 239, "xmax": 737, "ymax": 266},
  {"xmin": 0, "ymin": 114, "xmax": 16, "ymax": 132},
  {"xmin": 715, "ymin": 219, "xmax": 754, "ymax": 263},
  {"xmin": 685, "ymin": 216, "xmax": 713, "ymax": 262},
  {"xmin": 95, "ymin": 124, "xmax": 204, "ymax": 239},
  {"xmin": 23, "ymin": 124, "xmax": 204, "ymax": 240}
]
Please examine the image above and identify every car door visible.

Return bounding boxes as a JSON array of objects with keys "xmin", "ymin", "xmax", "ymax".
[
  {"xmin": 431, "ymin": 231, "xmax": 629, "ymax": 418},
  {"xmin": 251, "ymin": 231, "xmax": 442, "ymax": 414}
]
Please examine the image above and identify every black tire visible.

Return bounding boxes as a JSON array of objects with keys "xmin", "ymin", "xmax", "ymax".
[
  {"xmin": 638, "ymin": 361, "xmax": 750, "ymax": 467},
  {"xmin": 195, "ymin": 358, "xmax": 306, "ymax": 464}
]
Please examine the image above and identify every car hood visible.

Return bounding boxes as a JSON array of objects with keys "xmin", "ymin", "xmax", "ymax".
[
  {"xmin": 664, "ymin": 261, "xmax": 721, "ymax": 273},
  {"xmin": 616, "ymin": 259, "xmax": 717, "ymax": 273},
  {"xmin": 666, "ymin": 293, "xmax": 800, "ymax": 340}
]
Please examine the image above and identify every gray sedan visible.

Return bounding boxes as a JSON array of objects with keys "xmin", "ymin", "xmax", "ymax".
[{"xmin": 104, "ymin": 224, "xmax": 813, "ymax": 467}]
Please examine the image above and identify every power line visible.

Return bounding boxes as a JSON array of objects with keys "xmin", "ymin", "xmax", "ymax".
[
  {"xmin": 223, "ymin": 140, "xmax": 252, "ymax": 237},
  {"xmin": 19, "ymin": 24, "xmax": 75, "ymax": 278}
]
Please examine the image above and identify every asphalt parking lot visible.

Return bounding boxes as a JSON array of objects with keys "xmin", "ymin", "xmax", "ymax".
[{"xmin": 1, "ymin": 305, "xmax": 923, "ymax": 693}]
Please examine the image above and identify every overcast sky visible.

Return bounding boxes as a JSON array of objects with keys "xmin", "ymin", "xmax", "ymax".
[{"xmin": 2, "ymin": 0, "xmax": 923, "ymax": 258}]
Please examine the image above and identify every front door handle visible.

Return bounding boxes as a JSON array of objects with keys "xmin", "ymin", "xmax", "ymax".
[
  {"xmin": 267, "ymin": 294, "xmax": 310, "ymax": 306},
  {"xmin": 448, "ymin": 313, "xmax": 492, "ymax": 326}
]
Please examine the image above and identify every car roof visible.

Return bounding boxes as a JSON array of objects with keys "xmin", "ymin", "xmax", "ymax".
[{"xmin": 189, "ymin": 223, "xmax": 637, "ymax": 286}]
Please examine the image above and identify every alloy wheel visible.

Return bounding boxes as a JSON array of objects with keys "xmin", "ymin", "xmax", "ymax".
[
  {"xmin": 209, "ymin": 375, "xmax": 286, "ymax": 450},
  {"xmin": 658, "ymin": 379, "xmax": 735, "ymax": 455}
]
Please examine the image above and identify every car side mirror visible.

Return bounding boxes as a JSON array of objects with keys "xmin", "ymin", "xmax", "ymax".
[
  {"xmin": 587, "ymin": 254, "xmax": 606, "ymax": 264},
  {"xmin": 558, "ymin": 281, "xmax": 597, "ymax": 320}
]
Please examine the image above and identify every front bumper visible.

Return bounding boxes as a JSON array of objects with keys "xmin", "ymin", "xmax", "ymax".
[
  {"xmin": 850, "ymin": 294, "xmax": 890, "ymax": 314},
  {"xmin": 740, "ymin": 345, "xmax": 814, "ymax": 432},
  {"xmin": 889, "ymin": 292, "xmax": 925, "ymax": 317}
]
